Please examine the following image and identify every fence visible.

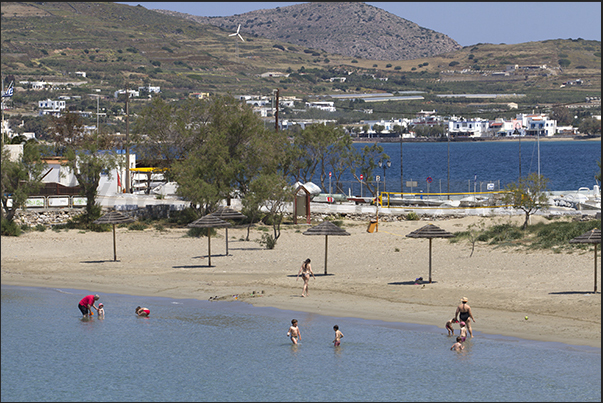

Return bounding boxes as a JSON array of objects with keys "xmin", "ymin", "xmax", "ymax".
[
  {"xmin": 326, "ymin": 179, "xmax": 504, "ymax": 198},
  {"xmin": 5, "ymin": 195, "xmax": 88, "ymax": 210}
]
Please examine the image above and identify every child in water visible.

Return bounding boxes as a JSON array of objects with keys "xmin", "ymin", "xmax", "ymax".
[
  {"xmin": 135, "ymin": 306, "xmax": 150, "ymax": 317},
  {"xmin": 97, "ymin": 303, "xmax": 105, "ymax": 318},
  {"xmin": 333, "ymin": 325, "xmax": 344, "ymax": 346},
  {"xmin": 450, "ymin": 336, "xmax": 464, "ymax": 351},
  {"xmin": 445, "ymin": 318, "xmax": 458, "ymax": 335},
  {"xmin": 287, "ymin": 319, "xmax": 301, "ymax": 345},
  {"xmin": 459, "ymin": 321, "xmax": 468, "ymax": 342}
]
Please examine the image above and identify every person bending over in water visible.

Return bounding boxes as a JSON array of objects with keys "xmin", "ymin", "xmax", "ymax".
[
  {"xmin": 135, "ymin": 306, "xmax": 150, "ymax": 317},
  {"xmin": 297, "ymin": 258, "xmax": 315, "ymax": 297},
  {"xmin": 287, "ymin": 319, "xmax": 301, "ymax": 345},
  {"xmin": 454, "ymin": 297, "xmax": 475, "ymax": 338},
  {"xmin": 445, "ymin": 318, "xmax": 458, "ymax": 336},
  {"xmin": 333, "ymin": 325, "xmax": 344, "ymax": 346},
  {"xmin": 450, "ymin": 336, "xmax": 464, "ymax": 351}
]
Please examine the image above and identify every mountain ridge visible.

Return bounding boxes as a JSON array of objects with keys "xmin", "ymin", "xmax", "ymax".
[{"xmin": 153, "ymin": 2, "xmax": 462, "ymax": 61}]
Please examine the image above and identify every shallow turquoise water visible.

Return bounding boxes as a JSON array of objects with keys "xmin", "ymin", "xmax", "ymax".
[{"xmin": 1, "ymin": 285, "xmax": 600, "ymax": 402}]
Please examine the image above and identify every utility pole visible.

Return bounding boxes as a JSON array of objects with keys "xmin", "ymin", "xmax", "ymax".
[
  {"xmin": 125, "ymin": 83, "xmax": 130, "ymax": 194},
  {"xmin": 274, "ymin": 88, "xmax": 279, "ymax": 132}
]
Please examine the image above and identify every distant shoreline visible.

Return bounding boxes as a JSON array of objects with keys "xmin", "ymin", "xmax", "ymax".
[{"xmin": 352, "ymin": 135, "xmax": 602, "ymax": 144}]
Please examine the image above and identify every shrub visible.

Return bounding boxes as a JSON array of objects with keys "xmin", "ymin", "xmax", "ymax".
[
  {"xmin": 406, "ymin": 212, "xmax": 420, "ymax": 221},
  {"xmin": 1, "ymin": 218, "xmax": 22, "ymax": 236},
  {"xmin": 35, "ymin": 224, "xmax": 46, "ymax": 232},
  {"xmin": 352, "ymin": 60, "xmax": 359, "ymax": 63},
  {"xmin": 154, "ymin": 224, "xmax": 166, "ymax": 232},
  {"xmin": 386, "ymin": 63, "xmax": 392, "ymax": 68},
  {"xmin": 449, "ymin": 61, "xmax": 460, "ymax": 67},
  {"xmin": 128, "ymin": 223, "xmax": 148, "ymax": 231},
  {"xmin": 259, "ymin": 233, "xmax": 277, "ymax": 249},
  {"xmin": 187, "ymin": 227, "xmax": 216, "ymax": 238}
]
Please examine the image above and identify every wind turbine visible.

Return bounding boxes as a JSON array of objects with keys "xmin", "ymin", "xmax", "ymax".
[{"xmin": 229, "ymin": 24, "xmax": 244, "ymax": 61}]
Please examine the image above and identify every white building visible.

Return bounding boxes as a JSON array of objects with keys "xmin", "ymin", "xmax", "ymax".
[
  {"xmin": 306, "ymin": 101, "xmax": 336, "ymax": 112},
  {"xmin": 75, "ymin": 71, "xmax": 87, "ymax": 78},
  {"xmin": 447, "ymin": 118, "xmax": 490, "ymax": 137},
  {"xmin": 363, "ymin": 118, "xmax": 410, "ymax": 135},
  {"xmin": 518, "ymin": 113, "xmax": 557, "ymax": 137},
  {"xmin": 38, "ymin": 99, "xmax": 66, "ymax": 111},
  {"xmin": 138, "ymin": 86, "xmax": 161, "ymax": 94},
  {"xmin": 114, "ymin": 89, "xmax": 140, "ymax": 98}
]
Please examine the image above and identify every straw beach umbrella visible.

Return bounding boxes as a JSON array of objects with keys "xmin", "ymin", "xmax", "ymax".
[
  {"xmin": 93, "ymin": 211, "xmax": 136, "ymax": 261},
  {"xmin": 406, "ymin": 223, "xmax": 454, "ymax": 283},
  {"xmin": 210, "ymin": 207, "xmax": 247, "ymax": 256},
  {"xmin": 187, "ymin": 215, "xmax": 231, "ymax": 266},
  {"xmin": 302, "ymin": 221, "xmax": 350, "ymax": 275},
  {"xmin": 569, "ymin": 228, "xmax": 601, "ymax": 293}
]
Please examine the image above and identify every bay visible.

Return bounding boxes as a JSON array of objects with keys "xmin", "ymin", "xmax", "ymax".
[
  {"xmin": 317, "ymin": 140, "xmax": 601, "ymax": 194},
  {"xmin": 1, "ymin": 285, "xmax": 600, "ymax": 402}
]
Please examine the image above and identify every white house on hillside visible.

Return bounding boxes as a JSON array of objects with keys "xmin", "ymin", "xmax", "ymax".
[{"xmin": 306, "ymin": 101, "xmax": 336, "ymax": 112}]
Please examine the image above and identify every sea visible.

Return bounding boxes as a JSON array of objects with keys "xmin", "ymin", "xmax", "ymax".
[
  {"xmin": 1, "ymin": 285, "xmax": 600, "ymax": 402},
  {"xmin": 324, "ymin": 140, "xmax": 601, "ymax": 194}
]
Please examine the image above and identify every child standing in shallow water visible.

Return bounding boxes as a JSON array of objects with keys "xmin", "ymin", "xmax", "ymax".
[
  {"xmin": 445, "ymin": 318, "xmax": 457, "ymax": 336},
  {"xmin": 287, "ymin": 319, "xmax": 301, "ymax": 345},
  {"xmin": 333, "ymin": 325, "xmax": 344, "ymax": 346},
  {"xmin": 459, "ymin": 321, "xmax": 468, "ymax": 342}
]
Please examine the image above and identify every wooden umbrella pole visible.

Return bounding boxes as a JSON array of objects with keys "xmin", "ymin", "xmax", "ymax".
[
  {"xmin": 428, "ymin": 238, "xmax": 432, "ymax": 283},
  {"xmin": 113, "ymin": 224, "xmax": 117, "ymax": 261},
  {"xmin": 324, "ymin": 235, "xmax": 329, "ymax": 275},
  {"xmin": 208, "ymin": 229, "xmax": 211, "ymax": 267},
  {"xmin": 225, "ymin": 228, "xmax": 229, "ymax": 256},
  {"xmin": 595, "ymin": 243, "xmax": 598, "ymax": 293}
]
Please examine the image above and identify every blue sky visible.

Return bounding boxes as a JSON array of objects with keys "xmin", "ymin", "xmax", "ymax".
[{"xmin": 117, "ymin": 2, "xmax": 601, "ymax": 47}]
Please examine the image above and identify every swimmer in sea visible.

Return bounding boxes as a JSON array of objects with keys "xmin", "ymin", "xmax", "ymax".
[
  {"xmin": 450, "ymin": 336, "xmax": 464, "ymax": 351},
  {"xmin": 287, "ymin": 319, "xmax": 301, "ymax": 345},
  {"xmin": 333, "ymin": 325, "xmax": 344, "ymax": 347}
]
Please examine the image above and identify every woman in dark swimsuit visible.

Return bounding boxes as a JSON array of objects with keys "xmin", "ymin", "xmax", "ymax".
[
  {"xmin": 454, "ymin": 297, "xmax": 476, "ymax": 338},
  {"xmin": 296, "ymin": 258, "xmax": 315, "ymax": 297}
]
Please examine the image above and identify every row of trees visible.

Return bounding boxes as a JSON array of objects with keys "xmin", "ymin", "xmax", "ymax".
[{"xmin": 2, "ymin": 95, "xmax": 391, "ymax": 242}]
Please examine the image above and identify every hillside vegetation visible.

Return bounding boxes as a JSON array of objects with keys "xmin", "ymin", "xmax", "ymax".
[{"xmin": 1, "ymin": 2, "xmax": 600, "ymax": 106}]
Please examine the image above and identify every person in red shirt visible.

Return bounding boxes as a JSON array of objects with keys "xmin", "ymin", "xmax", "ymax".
[
  {"xmin": 135, "ymin": 306, "xmax": 150, "ymax": 317},
  {"xmin": 78, "ymin": 294, "xmax": 100, "ymax": 317}
]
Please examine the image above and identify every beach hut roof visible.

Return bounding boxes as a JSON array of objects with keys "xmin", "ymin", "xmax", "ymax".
[
  {"xmin": 187, "ymin": 215, "xmax": 231, "ymax": 228},
  {"xmin": 302, "ymin": 221, "xmax": 351, "ymax": 236},
  {"xmin": 93, "ymin": 211, "xmax": 136, "ymax": 225}
]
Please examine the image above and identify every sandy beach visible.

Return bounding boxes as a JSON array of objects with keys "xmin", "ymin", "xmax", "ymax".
[{"xmin": 1, "ymin": 214, "xmax": 600, "ymax": 348}]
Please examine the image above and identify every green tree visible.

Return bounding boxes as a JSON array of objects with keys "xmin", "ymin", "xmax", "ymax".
[
  {"xmin": 551, "ymin": 105, "xmax": 573, "ymax": 126},
  {"xmin": 578, "ymin": 117, "xmax": 601, "ymax": 136},
  {"xmin": 503, "ymin": 173, "xmax": 550, "ymax": 229},
  {"xmin": 345, "ymin": 143, "xmax": 388, "ymax": 197},
  {"xmin": 247, "ymin": 173, "xmax": 292, "ymax": 246},
  {"xmin": 171, "ymin": 95, "xmax": 287, "ymax": 215},
  {"xmin": 49, "ymin": 112, "xmax": 120, "ymax": 226},
  {"xmin": 1, "ymin": 143, "xmax": 47, "ymax": 226}
]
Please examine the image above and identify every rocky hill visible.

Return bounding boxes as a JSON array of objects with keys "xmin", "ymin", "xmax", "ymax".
[{"xmin": 154, "ymin": 2, "xmax": 462, "ymax": 61}]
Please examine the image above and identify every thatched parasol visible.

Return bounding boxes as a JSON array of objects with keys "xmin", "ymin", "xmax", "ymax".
[
  {"xmin": 302, "ymin": 221, "xmax": 350, "ymax": 275},
  {"xmin": 187, "ymin": 215, "xmax": 231, "ymax": 266},
  {"xmin": 210, "ymin": 207, "xmax": 247, "ymax": 256},
  {"xmin": 569, "ymin": 228, "xmax": 601, "ymax": 293},
  {"xmin": 93, "ymin": 211, "xmax": 136, "ymax": 261},
  {"xmin": 406, "ymin": 223, "xmax": 454, "ymax": 283}
]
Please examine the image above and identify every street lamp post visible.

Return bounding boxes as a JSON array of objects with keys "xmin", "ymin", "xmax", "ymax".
[
  {"xmin": 513, "ymin": 127, "xmax": 522, "ymax": 181},
  {"xmin": 378, "ymin": 159, "xmax": 391, "ymax": 192}
]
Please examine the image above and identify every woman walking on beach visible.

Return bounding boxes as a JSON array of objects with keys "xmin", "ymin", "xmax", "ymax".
[
  {"xmin": 297, "ymin": 258, "xmax": 315, "ymax": 297},
  {"xmin": 454, "ymin": 297, "xmax": 476, "ymax": 338}
]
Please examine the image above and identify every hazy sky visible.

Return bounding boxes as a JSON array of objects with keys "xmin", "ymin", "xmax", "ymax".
[{"xmin": 117, "ymin": 2, "xmax": 601, "ymax": 47}]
